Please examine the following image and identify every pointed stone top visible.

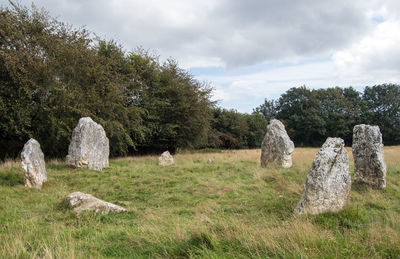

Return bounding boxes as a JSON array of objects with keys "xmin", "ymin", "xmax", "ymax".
[
  {"xmin": 77, "ymin": 117, "xmax": 102, "ymax": 128},
  {"xmin": 25, "ymin": 138, "xmax": 39, "ymax": 145},
  {"xmin": 158, "ymin": 151, "xmax": 174, "ymax": 166},
  {"xmin": 269, "ymin": 119, "xmax": 284, "ymax": 126},
  {"xmin": 322, "ymin": 137, "xmax": 344, "ymax": 148},
  {"xmin": 161, "ymin": 151, "xmax": 171, "ymax": 156},
  {"xmin": 79, "ymin": 117, "xmax": 94, "ymax": 123}
]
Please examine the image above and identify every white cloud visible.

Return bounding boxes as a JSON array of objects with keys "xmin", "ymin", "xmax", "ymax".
[
  {"xmin": 333, "ymin": 14, "xmax": 400, "ymax": 84},
  {"xmin": 5, "ymin": 0, "xmax": 372, "ymax": 68},
  {"xmin": 200, "ymin": 61, "xmax": 339, "ymax": 112}
]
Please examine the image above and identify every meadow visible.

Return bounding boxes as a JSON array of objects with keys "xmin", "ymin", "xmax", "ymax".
[{"xmin": 0, "ymin": 147, "xmax": 399, "ymax": 258}]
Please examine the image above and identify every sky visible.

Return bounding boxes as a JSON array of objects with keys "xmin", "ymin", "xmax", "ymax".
[{"xmin": 3, "ymin": 0, "xmax": 400, "ymax": 113}]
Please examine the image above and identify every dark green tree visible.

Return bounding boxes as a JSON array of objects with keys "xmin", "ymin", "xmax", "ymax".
[
  {"xmin": 208, "ymin": 108, "xmax": 249, "ymax": 149},
  {"xmin": 245, "ymin": 113, "xmax": 268, "ymax": 148},
  {"xmin": 125, "ymin": 51, "xmax": 215, "ymax": 153},
  {"xmin": 276, "ymin": 86, "xmax": 325, "ymax": 146},
  {"xmin": 362, "ymin": 84, "xmax": 400, "ymax": 145},
  {"xmin": 315, "ymin": 87, "xmax": 363, "ymax": 145},
  {"xmin": 253, "ymin": 99, "xmax": 278, "ymax": 122}
]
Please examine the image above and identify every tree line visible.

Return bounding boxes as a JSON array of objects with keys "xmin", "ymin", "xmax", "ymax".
[
  {"xmin": 254, "ymin": 85, "xmax": 400, "ymax": 147},
  {"xmin": 1, "ymin": 3, "xmax": 399, "ymax": 160}
]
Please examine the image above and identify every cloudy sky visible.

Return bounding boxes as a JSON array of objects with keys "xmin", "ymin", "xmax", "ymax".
[{"xmin": 3, "ymin": 0, "xmax": 400, "ymax": 112}]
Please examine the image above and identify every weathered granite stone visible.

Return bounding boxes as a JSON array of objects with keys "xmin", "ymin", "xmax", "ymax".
[
  {"xmin": 352, "ymin": 124, "xmax": 386, "ymax": 189},
  {"xmin": 21, "ymin": 138, "xmax": 47, "ymax": 189},
  {"xmin": 294, "ymin": 137, "xmax": 351, "ymax": 215},
  {"xmin": 65, "ymin": 192, "xmax": 127, "ymax": 215},
  {"xmin": 66, "ymin": 117, "xmax": 109, "ymax": 171},
  {"xmin": 158, "ymin": 151, "xmax": 174, "ymax": 166},
  {"xmin": 260, "ymin": 119, "xmax": 294, "ymax": 168}
]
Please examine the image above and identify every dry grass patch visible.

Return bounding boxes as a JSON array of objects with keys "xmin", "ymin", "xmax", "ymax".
[{"xmin": 0, "ymin": 159, "xmax": 20, "ymax": 169}]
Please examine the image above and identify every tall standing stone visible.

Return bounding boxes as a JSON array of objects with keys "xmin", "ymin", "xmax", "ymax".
[
  {"xmin": 260, "ymin": 119, "xmax": 294, "ymax": 168},
  {"xmin": 66, "ymin": 117, "xmax": 109, "ymax": 171},
  {"xmin": 294, "ymin": 137, "xmax": 351, "ymax": 215},
  {"xmin": 352, "ymin": 124, "xmax": 386, "ymax": 189},
  {"xmin": 21, "ymin": 138, "xmax": 47, "ymax": 189}
]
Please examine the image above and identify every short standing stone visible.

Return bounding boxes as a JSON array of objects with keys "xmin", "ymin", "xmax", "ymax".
[
  {"xmin": 65, "ymin": 192, "xmax": 127, "ymax": 215},
  {"xmin": 294, "ymin": 137, "xmax": 351, "ymax": 215},
  {"xmin": 66, "ymin": 117, "xmax": 109, "ymax": 171},
  {"xmin": 158, "ymin": 151, "xmax": 174, "ymax": 166},
  {"xmin": 261, "ymin": 119, "xmax": 294, "ymax": 168},
  {"xmin": 352, "ymin": 124, "xmax": 386, "ymax": 189},
  {"xmin": 21, "ymin": 138, "xmax": 47, "ymax": 189}
]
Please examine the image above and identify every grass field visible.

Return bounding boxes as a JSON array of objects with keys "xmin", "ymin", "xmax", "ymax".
[{"xmin": 1, "ymin": 147, "xmax": 399, "ymax": 258}]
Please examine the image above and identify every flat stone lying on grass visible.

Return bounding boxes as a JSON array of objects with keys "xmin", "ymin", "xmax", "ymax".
[
  {"xmin": 294, "ymin": 137, "xmax": 351, "ymax": 215},
  {"xmin": 352, "ymin": 124, "xmax": 386, "ymax": 189},
  {"xmin": 260, "ymin": 119, "xmax": 294, "ymax": 168},
  {"xmin": 66, "ymin": 117, "xmax": 109, "ymax": 171},
  {"xmin": 65, "ymin": 192, "xmax": 127, "ymax": 215},
  {"xmin": 21, "ymin": 138, "xmax": 47, "ymax": 189},
  {"xmin": 158, "ymin": 151, "xmax": 174, "ymax": 166}
]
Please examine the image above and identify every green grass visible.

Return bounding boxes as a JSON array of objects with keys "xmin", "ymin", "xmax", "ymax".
[{"xmin": 0, "ymin": 148, "xmax": 399, "ymax": 258}]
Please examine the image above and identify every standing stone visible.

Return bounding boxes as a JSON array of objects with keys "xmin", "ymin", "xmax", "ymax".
[
  {"xmin": 260, "ymin": 119, "xmax": 294, "ymax": 168},
  {"xmin": 66, "ymin": 117, "xmax": 109, "ymax": 171},
  {"xmin": 21, "ymin": 138, "xmax": 47, "ymax": 189},
  {"xmin": 158, "ymin": 151, "xmax": 174, "ymax": 166},
  {"xmin": 65, "ymin": 192, "xmax": 127, "ymax": 215},
  {"xmin": 352, "ymin": 124, "xmax": 386, "ymax": 189},
  {"xmin": 294, "ymin": 137, "xmax": 351, "ymax": 215}
]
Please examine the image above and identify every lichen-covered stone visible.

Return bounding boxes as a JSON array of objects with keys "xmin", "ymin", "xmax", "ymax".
[
  {"xmin": 352, "ymin": 124, "xmax": 386, "ymax": 189},
  {"xmin": 66, "ymin": 117, "xmax": 109, "ymax": 171},
  {"xmin": 21, "ymin": 138, "xmax": 47, "ymax": 189},
  {"xmin": 65, "ymin": 192, "xmax": 127, "ymax": 215},
  {"xmin": 260, "ymin": 119, "xmax": 294, "ymax": 168},
  {"xmin": 294, "ymin": 137, "xmax": 351, "ymax": 215},
  {"xmin": 158, "ymin": 151, "xmax": 174, "ymax": 166}
]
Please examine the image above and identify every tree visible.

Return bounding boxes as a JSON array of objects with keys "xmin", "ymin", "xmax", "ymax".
[
  {"xmin": 125, "ymin": 52, "xmax": 215, "ymax": 153},
  {"xmin": 362, "ymin": 84, "xmax": 400, "ymax": 145},
  {"xmin": 253, "ymin": 99, "xmax": 278, "ymax": 122},
  {"xmin": 276, "ymin": 86, "xmax": 325, "ymax": 146},
  {"xmin": 315, "ymin": 87, "xmax": 362, "ymax": 145},
  {"xmin": 245, "ymin": 113, "xmax": 268, "ymax": 148},
  {"xmin": 209, "ymin": 108, "xmax": 249, "ymax": 149}
]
